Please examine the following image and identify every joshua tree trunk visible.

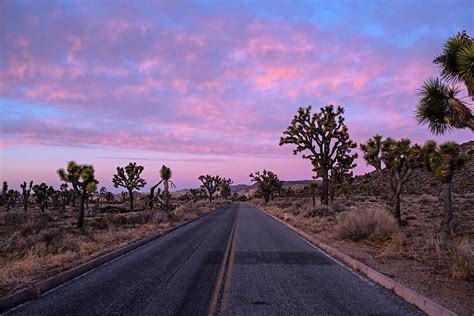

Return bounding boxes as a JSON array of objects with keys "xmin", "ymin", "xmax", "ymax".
[
  {"xmin": 6, "ymin": 202, "xmax": 10, "ymax": 212},
  {"xmin": 78, "ymin": 194, "xmax": 86, "ymax": 228},
  {"xmin": 443, "ymin": 181, "xmax": 454, "ymax": 229},
  {"xmin": 321, "ymin": 170, "xmax": 329, "ymax": 205},
  {"xmin": 209, "ymin": 194, "xmax": 213, "ymax": 203},
  {"xmin": 148, "ymin": 184, "xmax": 159, "ymax": 209},
  {"xmin": 163, "ymin": 181, "xmax": 170, "ymax": 215},
  {"xmin": 329, "ymin": 183, "xmax": 336, "ymax": 203},
  {"xmin": 23, "ymin": 200, "xmax": 28, "ymax": 213},
  {"xmin": 62, "ymin": 198, "xmax": 66, "ymax": 211},
  {"xmin": 128, "ymin": 189, "xmax": 134, "ymax": 211},
  {"xmin": 264, "ymin": 193, "xmax": 270, "ymax": 205},
  {"xmin": 393, "ymin": 184, "xmax": 402, "ymax": 224},
  {"xmin": 40, "ymin": 203, "xmax": 45, "ymax": 213}
]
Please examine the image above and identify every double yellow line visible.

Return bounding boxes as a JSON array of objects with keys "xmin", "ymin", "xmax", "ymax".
[{"xmin": 208, "ymin": 214, "xmax": 238, "ymax": 316}]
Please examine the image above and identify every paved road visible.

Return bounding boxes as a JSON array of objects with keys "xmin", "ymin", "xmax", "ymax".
[{"xmin": 7, "ymin": 203, "xmax": 423, "ymax": 315}]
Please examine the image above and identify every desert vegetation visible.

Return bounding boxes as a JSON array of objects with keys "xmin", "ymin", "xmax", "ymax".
[{"xmin": 0, "ymin": 163, "xmax": 234, "ymax": 297}]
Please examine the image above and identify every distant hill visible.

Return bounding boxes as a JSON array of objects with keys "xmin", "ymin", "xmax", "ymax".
[
  {"xmin": 230, "ymin": 180, "xmax": 321, "ymax": 194},
  {"xmin": 352, "ymin": 140, "xmax": 474, "ymax": 196}
]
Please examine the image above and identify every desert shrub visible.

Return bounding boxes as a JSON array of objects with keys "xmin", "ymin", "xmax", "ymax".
[
  {"xmin": 19, "ymin": 214, "xmax": 53, "ymax": 236},
  {"xmin": 419, "ymin": 194, "xmax": 438, "ymax": 204},
  {"xmin": 451, "ymin": 239, "xmax": 473, "ymax": 281},
  {"xmin": 91, "ymin": 212, "xmax": 151, "ymax": 229},
  {"xmin": 344, "ymin": 200, "xmax": 355, "ymax": 207},
  {"xmin": 330, "ymin": 203, "xmax": 346, "ymax": 213},
  {"xmin": 430, "ymin": 235, "xmax": 473, "ymax": 281},
  {"xmin": 335, "ymin": 209, "xmax": 397, "ymax": 242},
  {"xmin": 307, "ymin": 205, "xmax": 330, "ymax": 217},
  {"xmin": 291, "ymin": 199, "xmax": 304, "ymax": 210},
  {"xmin": 276, "ymin": 198, "xmax": 292, "ymax": 209},
  {"xmin": 2, "ymin": 212, "xmax": 28, "ymax": 226}
]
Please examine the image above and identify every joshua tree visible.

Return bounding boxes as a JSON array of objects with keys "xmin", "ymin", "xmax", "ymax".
[
  {"xmin": 280, "ymin": 105, "xmax": 357, "ymax": 205},
  {"xmin": 360, "ymin": 136, "xmax": 421, "ymax": 224},
  {"xmin": 1, "ymin": 181, "xmax": 8, "ymax": 207},
  {"xmin": 121, "ymin": 191, "xmax": 128, "ymax": 203},
  {"xmin": 32, "ymin": 183, "xmax": 55, "ymax": 212},
  {"xmin": 59, "ymin": 183, "xmax": 69, "ymax": 211},
  {"xmin": 147, "ymin": 165, "xmax": 176, "ymax": 211},
  {"xmin": 158, "ymin": 165, "xmax": 176, "ymax": 214},
  {"xmin": 5, "ymin": 189, "xmax": 20, "ymax": 211},
  {"xmin": 416, "ymin": 31, "xmax": 474, "ymax": 134},
  {"xmin": 249, "ymin": 170, "xmax": 283, "ymax": 204},
  {"xmin": 99, "ymin": 187, "xmax": 107, "ymax": 205},
  {"xmin": 421, "ymin": 141, "xmax": 466, "ymax": 229},
  {"xmin": 112, "ymin": 162, "xmax": 146, "ymax": 211},
  {"xmin": 199, "ymin": 175, "xmax": 222, "ymax": 203},
  {"xmin": 58, "ymin": 161, "xmax": 99, "ymax": 228},
  {"xmin": 308, "ymin": 182, "xmax": 318, "ymax": 207},
  {"xmin": 220, "ymin": 178, "xmax": 233, "ymax": 200},
  {"xmin": 20, "ymin": 181, "xmax": 33, "ymax": 213},
  {"xmin": 189, "ymin": 188, "xmax": 206, "ymax": 202},
  {"xmin": 69, "ymin": 189, "xmax": 77, "ymax": 207},
  {"xmin": 105, "ymin": 191, "xmax": 115, "ymax": 203}
]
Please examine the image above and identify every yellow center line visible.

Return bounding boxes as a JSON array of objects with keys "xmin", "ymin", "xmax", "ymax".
[
  {"xmin": 219, "ymin": 216, "xmax": 238, "ymax": 316},
  {"xmin": 208, "ymin": 214, "xmax": 238, "ymax": 316}
]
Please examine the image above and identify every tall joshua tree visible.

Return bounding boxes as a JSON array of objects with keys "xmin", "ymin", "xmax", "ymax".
[
  {"xmin": 249, "ymin": 170, "xmax": 283, "ymax": 205},
  {"xmin": 220, "ymin": 178, "xmax": 233, "ymax": 200},
  {"xmin": 360, "ymin": 136, "xmax": 421, "ymax": 224},
  {"xmin": 416, "ymin": 31, "xmax": 474, "ymax": 134},
  {"xmin": 1, "ymin": 181, "xmax": 8, "ymax": 207},
  {"xmin": 159, "ymin": 165, "xmax": 176, "ymax": 215},
  {"xmin": 58, "ymin": 161, "xmax": 99, "ymax": 228},
  {"xmin": 112, "ymin": 162, "xmax": 146, "ymax": 211},
  {"xmin": 421, "ymin": 141, "xmax": 466, "ymax": 229},
  {"xmin": 20, "ymin": 181, "xmax": 33, "ymax": 213},
  {"xmin": 199, "ymin": 175, "xmax": 222, "ymax": 203},
  {"xmin": 280, "ymin": 105, "xmax": 357, "ymax": 205},
  {"xmin": 32, "ymin": 183, "xmax": 54, "ymax": 213}
]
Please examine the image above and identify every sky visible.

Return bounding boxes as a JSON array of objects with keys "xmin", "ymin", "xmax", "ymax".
[{"xmin": 1, "ymin": 0, "xmax": 473, "ymax": 191}]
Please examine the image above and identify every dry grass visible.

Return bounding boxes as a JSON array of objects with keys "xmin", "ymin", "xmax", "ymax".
[
  {"xmin": 0, "ymin": 198, "xmax": 229, "ymax": 297},
  {"xmin": 335, "ymin": 209, "xmax": 397, "ymax": 242}
]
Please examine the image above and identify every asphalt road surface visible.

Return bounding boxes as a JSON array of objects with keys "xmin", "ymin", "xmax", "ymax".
[{"xmin": 7, "ymin": 203, "xmax": 423, "ymax": 315}]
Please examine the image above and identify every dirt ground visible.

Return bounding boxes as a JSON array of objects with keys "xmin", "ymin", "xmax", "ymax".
[
  {"xmin": 251, "ymin": 193, "xmax": 474, "ymax": 315},
  {"xmin": 0, "ymin": 199, "xmax": 229, "ymax": 298}
]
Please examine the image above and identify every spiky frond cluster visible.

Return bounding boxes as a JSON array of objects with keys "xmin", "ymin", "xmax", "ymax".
[
  {"xmin": 417, "ymin": 31, "xmax": 474, "ymax": 134},
  {"xmin": 58, "ymin": 161, "xmax": 99, "ymax": 194},
  {"xmin": 160, "ymin": 165, "xmax": 173, "ymax": 181},
  {"xmin": 434, "ymin": 31, "xmax": 472, "ymax": 84},
  {"xmin": 416, "ymin": 78, "xmax": 472, "ymax": 134},
  {"xmin": 361, "ymin": 136, "xmax": 421, "ymax": 175},
  {"xmin": 421, "ymin": 140, "xmax": 466, "ymax": 183}
]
